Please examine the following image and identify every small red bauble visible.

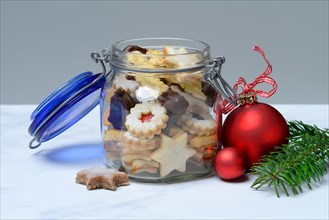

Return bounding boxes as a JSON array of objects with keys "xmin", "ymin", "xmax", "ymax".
[
  {"xmin": 222, "ymin": 101, "xmax": 289, "ymax": 168},
  {"xmin": 214, "ymin": 147, "xmax": 247, "ymax": 180}
]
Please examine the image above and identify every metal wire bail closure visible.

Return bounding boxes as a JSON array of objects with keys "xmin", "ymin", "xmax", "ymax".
[
  {"xmin": 205, "ymin": 56, "xmax": 239, "ymax": 106},
  {"xmin": 91, "ymin": 48, "xmax": 112, "ymax": 78},
  {"xmin": 29, "ymin": 138, "xmax": 42, "ymax": 149}
]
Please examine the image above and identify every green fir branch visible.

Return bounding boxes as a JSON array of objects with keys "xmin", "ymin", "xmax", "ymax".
[{"xmin": 249, "ymin": 121, "xmax": 329, "ymax": 197}]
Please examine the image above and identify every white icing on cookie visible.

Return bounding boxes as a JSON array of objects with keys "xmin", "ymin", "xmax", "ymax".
[{"xmin": 135, "ymin": 86, "xmax": 159, "ymax": 102}]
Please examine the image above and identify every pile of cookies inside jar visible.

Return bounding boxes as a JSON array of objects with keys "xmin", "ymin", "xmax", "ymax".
[{"xmin": 101, "ymin": 43, "xmax": 221, "ymax": 182}]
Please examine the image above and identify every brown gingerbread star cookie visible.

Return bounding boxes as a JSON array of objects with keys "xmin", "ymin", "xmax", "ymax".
[{"xmin": 76, "ymin": 167, "xmax": 129, "ymax": 191}]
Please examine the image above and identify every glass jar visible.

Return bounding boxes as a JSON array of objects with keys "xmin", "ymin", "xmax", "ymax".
[
  {"xmin": 99, "ymin": 38, "xmax": 231, "ymax": 182},
  {"xmin": 28, "ymin": 37, "xmax": 237, "ymax": 183}
]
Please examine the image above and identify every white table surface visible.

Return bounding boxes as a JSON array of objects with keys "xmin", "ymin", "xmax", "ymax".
[{"xmin": 1, "ymin": 104, "xmax": 328, "ymax": 220}]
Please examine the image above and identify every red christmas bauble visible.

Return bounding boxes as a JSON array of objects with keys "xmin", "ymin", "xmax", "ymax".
[
  {"xmin": 222, "ymin": 101, "xmax": 289, "ymax": 168},
  {"xmin": 214, "ymin": 147, "xmax": 247, "ymax": 180}
]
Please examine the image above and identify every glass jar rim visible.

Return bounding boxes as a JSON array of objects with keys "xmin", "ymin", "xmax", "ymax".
[
  {"xmin": 112, "ymin": 37, "xmax": 210, "ymax": 56},
  {"xmin": 110, "ymin": 37, "xmax": 212, "ymax": 72}
]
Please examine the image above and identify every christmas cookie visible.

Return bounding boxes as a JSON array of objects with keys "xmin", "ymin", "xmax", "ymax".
[
  {"xmin": 147, "ymin": 48, "xmax": 169, "ymax": 68},
  {"xmin": 103, "ymin": 130, "xmax": 124, "ymax": 159},
  {"xmin": 122, "ymin": 131, "xmax": 159, "ymax": 150},
  {"xmin": 127, "ymin": 51, "xmax": 149, "ymax": 67},
  {"xmin": 151, "ymin": 132, "xmax": 196, "ymax": 177},
  {"xmin": 163, "ymin": 46, "xmax": 200, "ymax": 68},
  {"xmin": 178, "ymin": 80, "xmax": 207, "ymax": 101},
  {"xmin": 122, "ymin": 149, "xmax": 154, "ymax": 165},
  {"xmin": 135, "ymin": 76, "xmax": 169, "ymax": 95},
  {"xmin": 189, "ymin": 134, "xmax": 217, "ymax": 148},
  {"xmin": 188, "ymin": 144, "xmax": 216, "ymax": 159},
  {"xmin": 177, "ymin": 113, "xmax": 216, "ymax": 136},
  {"xmin": 130, "ymin": 159, "xmax": 160, "ymax": 175},
  {"xmin": 171, "ymin": 85, "xmax": 211, "ymax": 118},
  {"xmin": 202, "ymin": 145, "xmax": 217, "ymax": 160},
  {"xmin": 76, "ymin": 167, "xmax": 129, "ymax": 191},
  {"xmin": 125, "ymin": 102, "xmax": 169, "ymax": 139},
  {"xmin": 201, "ymin": 81, "xmax": 218, "ymax": 107},
  {"xmin": 125, "ymin": 45, "xmax": 202, "ymax": 69},
  {"xmin": 113, "ymin": 74, "xmax": 140, "ymax": 93},
  {"xmin": 102, "ymin": 108, "xmax": 112, "ymax": 127},
  {"xmin": 103, "ymin": 129, "xmax": 125, "ymax": 141},
  {"xmin": 157, "ymin": 88, "xmax": 189, "ymax": 117},
  {"xmin": 126, "ymin": 47, "xmax": 168, "ymax": 69},
  {"xmin": 165, "ymin": 73, "xmax": 207, "ymax": 101},
  {"xmin": 124, "ymin": 45, "xmax": 148, "ymax": 54},
  {"xmin": 108, "ymin": 88, "xmax": 137, "ymax": 129}
]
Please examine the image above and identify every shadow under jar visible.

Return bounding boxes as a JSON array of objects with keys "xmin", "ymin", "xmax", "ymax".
[{"xmin": 101, "ymin": 38, "xmax": 227, "ymax": 183}]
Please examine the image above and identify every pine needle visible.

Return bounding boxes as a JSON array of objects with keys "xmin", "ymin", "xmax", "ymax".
[{"xmin": 249, "ymin": 121, "xmax": 329, "ymax": 198}]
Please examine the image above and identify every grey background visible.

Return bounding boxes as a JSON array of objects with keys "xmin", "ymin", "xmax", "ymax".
[{"xmin": 1, "ymin": 1, "xmax": 328, "ymax": 104}]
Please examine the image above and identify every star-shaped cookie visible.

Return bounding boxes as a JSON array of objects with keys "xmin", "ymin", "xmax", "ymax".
[
  {"xmin": 151, "ymin": 132, "xmax": 196, "ymax": 177},
  {"xmin": 76, "ymin": 167, "xmax": 129, "ymax": 191}
]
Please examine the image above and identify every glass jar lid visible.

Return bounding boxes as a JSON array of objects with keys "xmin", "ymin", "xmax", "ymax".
[{"xmin": 28, "ymin": 71, "xmax": 105, "ymax": 148}]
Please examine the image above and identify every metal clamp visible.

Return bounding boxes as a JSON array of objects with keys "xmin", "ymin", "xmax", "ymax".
[
  {"xmin": 29, "ymin": 138, "xmax": 42, "ymax": 149},
  {"xmin": 205, "ymin": 56, "xmax": 239, "ymax": 106},
  {"xmin": 91, "ymin": 48, "xmax": 112, "ymax": 78}
]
